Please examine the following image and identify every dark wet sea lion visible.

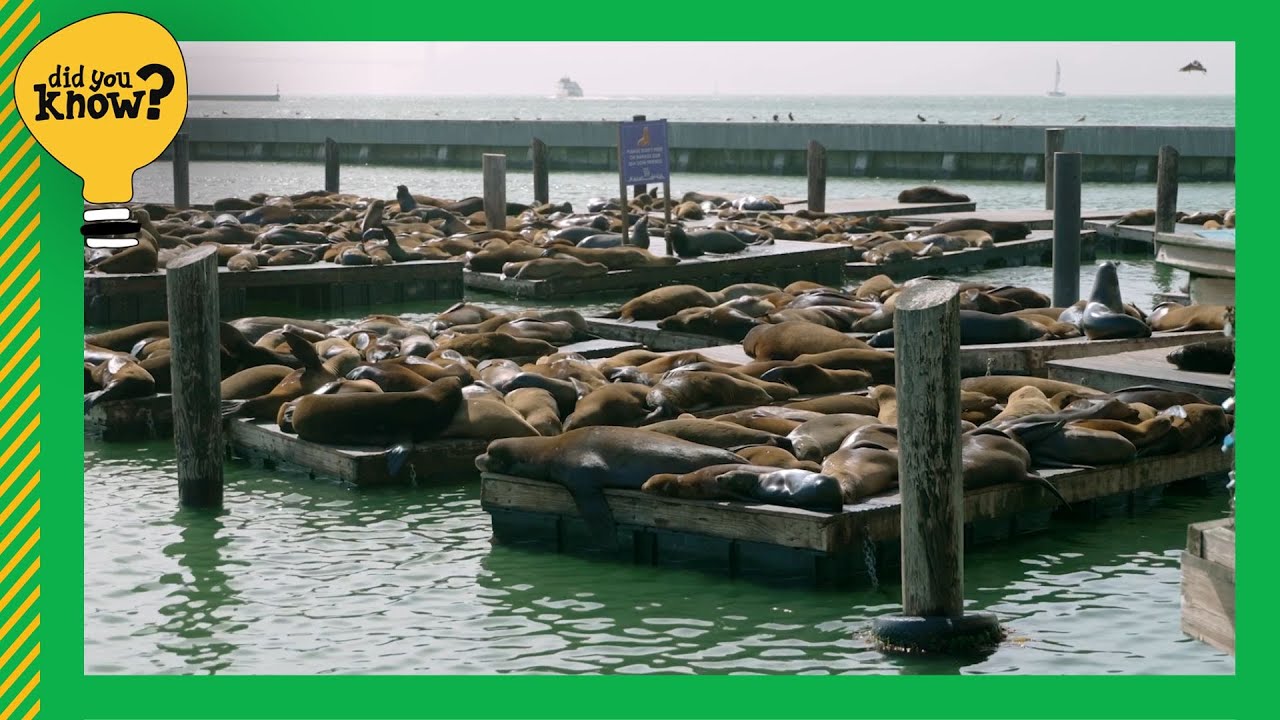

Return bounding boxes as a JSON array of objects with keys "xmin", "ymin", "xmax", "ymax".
[
  {"xmin": 961, "ymin": 427, "xmax": 1069, "ymax": 506},
  {"xmin": 667, "ymin": 226, "xmax": 771, "ymax": 258},
  {"xmin": 897, "ymin": 185, "xmax": 971, "ymax": 203},
  {"xmin": 346, "ymin": 364, "xmax": 433, "ymax": 392},
  {"xmin": 229, "ymin": 316, "xmax": 335, "ymax": 344},
  {"xmin": 868, "ymin": 310, "xmax": 1043, "ymax": 348},
  {"xmin": 657, "ymin": 306, "xmax": 760, "ymax": 341},
  {"xmin": 220, "ymin": 364, "xmax": 294, "ymax": 400},
  {"xmin": 477, "ymin": 426, "xmax": 745, "ymax": 545},
  {"xmin": 1080, "ymin": 302, "xmax": 1152, "ymax": 340},
  {"xmin": 1023, "ymin": 425, "xmax": 1137, "ymax": 468},
  {"xmin": 221, "ymin": 331, "xmax": 336, "ymax": 420},
  {"xmin": 1166, "ymin": 338, "xmax": 1234, "ymax": 374},
  {"xmin": 1091, "ymin": 384, "xmax": 1209, "ymax": 410},
  {"xmin": 925, "ymin": 218, "xmax": 1030, "ymax": 242},
  {"xmin": 643, "ymin": 418, "xmax": 792, "ymax": 452},
  {"xmin": 760, "ymin": 364, "xmax": 872, "ymax": 395}
]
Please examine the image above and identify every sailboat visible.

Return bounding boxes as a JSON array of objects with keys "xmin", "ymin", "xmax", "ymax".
[{"xmin": 1046, "ymin": 60, "xmax": 1066, "ymax": 97}]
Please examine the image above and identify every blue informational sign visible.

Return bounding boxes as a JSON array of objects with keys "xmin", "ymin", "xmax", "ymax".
[{"xmin": 618, "ymin": 119, "xmax": 670, "ymax": 186}]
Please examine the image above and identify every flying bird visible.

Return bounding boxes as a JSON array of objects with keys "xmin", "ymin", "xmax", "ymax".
[
  {"xmin": 788, "ymin": 112, "xmax": 794, "ymax": 121},
  {"xmin": 937, "ymin": 119, "xmax": 946, "ymax": 124},
  {"xmin": 1179, "ymin": 60, "xmax": 1207, "ymax": 73},
  {"xmin": 916, "ymin": 114, "xmax": 927, "ymax": 122},
  {"xmin": 1076, "ymin": 115, "xmax": 1087, "ymax": 122},
  {"xmin": 991, "ymin": 114, "xmax": 1002, "ymax": 121},
  {"xmin": 773, "ymin": 114, "xmax": 779, "ymax": 122}
]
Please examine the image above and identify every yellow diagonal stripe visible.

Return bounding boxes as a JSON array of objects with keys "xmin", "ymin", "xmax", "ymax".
[
  {"xmin": 0, "ymin": 302, "xmax": 37, "ymax": 361},
  {"xmin": 0, "ymin": 11, "xmax": 38, "ymax": 70},
  {"xmin": 0, "ymin": 532, "xmax": 36, "ymax": 589},
  {"xmin": 0, "ymin": 136, "xmax": 32, "ymax": 187},
  {"xmin": 0, "ymin": 588, "xmax": 37, "ymax": 644},
  {"xmin": 0, "ymin": 669, "xmax": 37, "ymax": 720},
  {"xmin": 0, "ymin": 270, "xmax": 36, "ymax": 331},
  {"xmin": 0, "ymin": 616, "xmax": 35, "ymax": 669},
  {"xmin": 16, "ymin": 700, "xmax": 36, "ymax": 720},
  {"xmin": 0, "ymin": 416, "xmax": 36, "ymax": 471},
  {"xmin": 0, "ymin": 187, "xmax": 36, "ymax": 238},
  {"xmin": 0, "ymin": 559, "xmax": 36, "ymax": 616},
  {"xmin": 0, "ymin": 158, "xmax": 36, "ymax": 212},
  {"xmin": 0, "ymin": 387, "xmax": 36, "ymax": 442},
  {"xmin": 0, "ymin": 504, "xmax": 36, "ymax": 558},
  {"xmin": 0, "ymin": 359, "xmax": 36, "ymax": 417},
  {"xmin": 0, "ymin": 643, "xmax": 36, "ymax": 698},
  {"xmin": 0, "ymin": 330, "xmax": 37, "ymax": 387},
  {"xmin": 0, "ymin": 236, "xmax": 37, "ymax": 299},
  {"xmin": 0, "ymin": 445, "xmax": 35, "ymax": 508},
  {"xmin": 0, "ymin": 0, "xmax": 35, "ymax": 40}
]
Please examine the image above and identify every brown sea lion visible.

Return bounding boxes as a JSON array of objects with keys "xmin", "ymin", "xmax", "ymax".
[
  {"xmin": 84, "ymin": 356, "xmax": 156, "ymax": 411},
  {"xmin": 220, "ymin": 364, "xmax": 294, "ymax": 400},
  {"xmin": 504, "ymin": 387, "xmax": 564, "ymax": 437},
  {"xmin": 1072, "ymin": 416, "xmax": 1175, "ymax": 455},
  {"xmin": 743, "ymin": 322, "xmax": 870, "ymax": 361},
  {"xmin": 926, "ymin": 218, "xmax": 1031, "ymax": 242},
  {"xmin": 1025, "ymin": 425, "xmax": 1137, "ymax": 468},
  {"xmin": 639, "ymin": 463, "xmax": 843, "ymax": 511},
  {"xmin": 1147, "ymin": 303, "xmax": 1229, "ymax": 332},
  {"xmin": 543, "ymin": 245, "xmax": 679, "ymax": 271},
  {"xmin": 442, "ymin": 395, "xmax": 541, "ymax": 440},
  {"xmin": 657, "ymin": 306, "xmax": 761, "ymax": 342},
  {"xmin": 642, "ymin": 418, "xmax": 792, "ymax": 451},
  {"xmin": 615, "ymin": 285, "xmax": 719, "ymax": 322},
  {"xmin": 898, "ymin": 185, "xmax": 971, "ymax": 203},
  {"xmin": 645, "ymin": 372, "xmax": 776, "ymax": 420},
  {"xmin": 786, "ymin": 413, "xmax": 880, "ymax": 463},
  {"xmin": 291, "ymin": 376, "xmax": 464, "ymax": 446},
  {"xmin": 783, "ymin": 393, "xmax": 880, "ymax": 416},
  {"xmin": 85, "ymin": 321, "xmax": 170, "ymax": 352},
  {"xmin": 221, "ymin": 331, "xmax": 336, "ymax": 420},
  {"xmin": 1163, "ymin": 403, "xmax": 1231, "ymax": 452},
  {"xmin": 821, "ymin": 443, "xmax": 899, "ymax": 501},
  {"xmin": 435, "ymin": 333, "xmax": 557, "ymax": 362},
  {"xmin": 1166, "ymin": 338, "xmax": 1234, "ymax": 374},
  {"xmin": 759, "ymin": 364, "xmax": 872, "ymax": 395},
  {"xmin": 961, "ymin": 427, "xmax": 1069, "ymax": 506},
  {"xmin": 562, "ymin": 383, "xmax": 653, "ymax": 431},
  {"xmin": 735, "ymin": 445, "xmax": 823, "ymax": 472},
  {"xmin": 503, "ymin": 258, "xmax": 609, "ymax": 281},
  {"xmin": 960, "ymin": 376, "xmax": 1103, "ymax": 404},
  {"xmin": 988, "ymin": 386, "xmax": 1055, "ymax": 425}
]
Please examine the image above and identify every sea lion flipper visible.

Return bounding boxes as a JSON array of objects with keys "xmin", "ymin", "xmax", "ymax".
[
  {"xmin": 386, "ymin": 444, "xmax": 411, "ymax": 478},
  {"xmin": 84, "ymin": 390, "xmax": 102, "ymax": 413},
  {"xmin": 220, "ymin": 399, "xmax": 247, "ymax": 419},
  {"xmin": 1027, "ymin": 472, "xmax": 1071, "ymax": 509},
  {"xmin": 564, "ymin": 481, "xmax": 621, "ymax": 550}
]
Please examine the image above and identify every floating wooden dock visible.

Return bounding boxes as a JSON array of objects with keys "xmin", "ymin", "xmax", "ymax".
[
  {"xmin": 583, "ymin": 317, "xmax": 731, "ymax": 351},
  {"xmin": 684, "ymin": 194, "xmax": 976, "ymax": 219},
  {"xmin": 1181, "ymin": 517, "xmax": 1235, "ymax": 655},
  {"xmin": 463, "ymin": 240, "xmax": 848, "ymax": 300},
  {"xmin": 896, "ymin": 208, "xmax": 1126, "ymax": 230},
  {"xmin": 844, "ymin": 231, "xmax": 1097, "ymax": 282},
  {"xmin": 85, "ymin": 259, "xmax": 465, "ymax": 327},
  {"xmin": 1047, "ymin": 344, "xmax": 1233, "ymax": 404},
  {"xmin": 682, "ymin": 330, "xmax": 1222, "ymax": 378},
  {"xmin": 84, "ymin": 338, "xmax": 642, "ymax": 442},
  {"xmin": 1154, "ymin": 230, "xmax": 1236, "ymax": 306},
  {"xmin": 481, "ymin": 446, "xmax": 1230, "ymax": 586}
]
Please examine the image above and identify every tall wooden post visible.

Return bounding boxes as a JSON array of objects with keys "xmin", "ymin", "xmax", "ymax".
[
  {"xmin": 165, "ymin": 245, "xmax": 223, "ymax": 509},
  {"xmin": 617, "ymin": 123, "xmax": 630, "ymax": 247},
  {"xmin": 324, "ymin": 137, "xmax": 340, "ymax": 193},
  {"xmin": 1052, "ymin": 152, "xmax": 1083, "ymax": 308},
  {"xmin": 870, "ymin": 279, "xmax": 1001, "ymax": 655},
  {"xmin": 662, "ymin": 179, "xmax": 673, "ymax": 256},
  {"xmin": 483, "ymin": 153, "xmax": 507, "ymax": 231},
  {"xmin": 172, "ymin": 132, "xmax": 190, "ymax": 209},
  {"xmin": 1156, "ymin": 145, "xmax": 1180, "ymax": 233},
  {"xmin": 532, "ymin": 138, "xmax": 549, "ymax": 205},
  {"xmin": 807, "ymin": 140, "xmax": 826, "ymax": 213},
  {"xmin": 631, "ymin": 114, "xmax": 647, "ymax": 198},
  {"xmin": 1044, "ymin": 128, "xmax": 1064, "ymax": 210}
]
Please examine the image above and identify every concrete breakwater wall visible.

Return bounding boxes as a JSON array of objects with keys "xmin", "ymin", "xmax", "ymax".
[{"xmin": 175, "ymin": 118, "xmax": 1235, "ymax": 183}]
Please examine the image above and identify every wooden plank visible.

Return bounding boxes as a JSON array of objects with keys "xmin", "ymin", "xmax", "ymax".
[
  {"xmin": 1047, "ymin": 343, "xmax": 1233, "ymax": 404},
  {"xmin": 558, "ymin": 338, "xmax": 643, "ymax": 359},
  {"xmin": 896, "ymin": 208, "xmax": 1126, "ymax": 230},
  {"xmin": 482, "ymin": 446, "xmax": 1230, "ymax": 556},
  {"xmin": 1180, "ymin": 550, "xmax": 1235, "ymax": 654},
  {"xmin": 1201, "ymin": 524, "xmax": 1236, "ymax": 571},
  {"xmin": 686, "ymin": 193, "xmax": 976, "ymax": 218},
  {"xmin": 463, "ymin": 240, "xmax": 848, "ymax": 300}
]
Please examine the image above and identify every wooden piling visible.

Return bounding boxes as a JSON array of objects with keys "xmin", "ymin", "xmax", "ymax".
[
  {"xmin": 807, "ymin": 140, "xmax": 826, "ymax": 213},
  {"xmin": 532, "ymin": 138, "xmax": 549, "ymax": 205},
  {"xmin": 1044, "ymin": 128, "xmax": 1064, "ymax": 210},
  {"xmin": 165, "ymin": 245, "xmax": 223, "ymax": 508},
  {"xmin": 631, "ymin": 115, "xmax": 647, "ymax": 198},
  {"xmin": 1052, "ymin": 152, "xmax": 1083, "ymax": 307},
  {"xmin": 172, "ymin": 132, "xmax": 190, "ymax": 210},
  {"xmin": 1156, "ymin": 145, "xmax": 1180, "ymax": 233},
  {"xmin": 617, "ymin": 124, "xmax": 630, "ymax": 247},
  {"xmin": 324, "ymin": 137, "xmax": 340, "ymax": 193},
  {"xmin": 483, "ymin": 153, "xmax": 507, "ymax": 231},
  {"xmin": 895, "ymin": 280, "xmax": 965, "ymax": 618}
]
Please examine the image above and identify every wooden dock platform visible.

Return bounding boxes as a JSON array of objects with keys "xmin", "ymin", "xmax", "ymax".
[
  {"xmin": 686, "ymin": 194, "xmax": 976, "ymax": 218},
  {"xmin": 1181, "ymin": 517, "xmax": 1235, "ymax": 655},
  {"xmin": 679, "ymin": 330, "xmax": 1222, "ymax": 378},
  {"xmin": 896, "ymin": 208, "xmax": 1126, "ymax": 230},
  {"xmin": 85, "ymin": 259, "xmax": 465, "ymax": 327},
  {"xmin": 481, "ymin": 446, "xmax": 1230, "ymax": 586},
  {"xmin": 844, "ymin": 231, "xmax": 1097, "ymax": 282},
  {"xmin": 463, "ymin": 240, "xmax": 848, "ymax": 300},
  {"xmin": 583, "ymin": 318, "xmax": 730, "ymax": 351},
  {"xmin": 1084, "ymin": 220, "xmax": 1226, "ymax": 245},
  {"xmin": 1047, "ymin": 345, "xmax": 1233, "ymax": 404},
  {"xmin": 84, "ymin": 338, "xmax": 641, "ymax": 443}
]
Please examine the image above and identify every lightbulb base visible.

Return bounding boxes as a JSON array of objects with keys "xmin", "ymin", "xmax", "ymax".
[{"xmin": 82, "ymin": 208, "xmax": 139, "ymax": 249}]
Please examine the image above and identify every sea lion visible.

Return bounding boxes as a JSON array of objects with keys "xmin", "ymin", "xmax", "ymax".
[
  {"xmin": 743, "ymin": 322, "xmax": 870, "ymax": 361},
  {"xmin": 821, "ymin": 443, "xmax": 899, "ymax": 501},
  {"xmin": 988, "ymin": 386, "xmax": 1056, "ymax": 425},
  {"xmin": 221, "ymin": 331, "xmax": 336, "ymax": 420},
  {"xmin": 786, "ymin": 413, "xmax": 880, "ymax": 463},
  {"xmin": 442, "ymin": 395, "xmax": 541, "ymax": 440},
  {"xmin": 898, "ymin": 186, "xmax": 971, "ymax": 204},
  {"xmin": 960, "ymin": 376, "xmax": 1103, "ymax": 404},
  {"xmin": 543, "ymin": 245, "xmax": 676, "ymax": 271},
  {"xmin": 496, "ymin": 318, "xmax": 579, "ymax": 344},
  {"xmin": 640, "ymin": 464, "xmax": 843, "ymax": 511},
  {"xmin": 1080, "ymin": 302, "xmax": 1152, "ymax": 340},
  {"xmin": 466, "ymin": 242, "xmax": 545, "ymax": 273},
  {"xmin": 1072, "ymin": 416, "xmax": 1175, "ymax": 456},
  {"xmin": 1023, "ymin": 425, "xmax": 1137, "ymax": 468},
  {"xmin": 789, "ymin": 348, "xmax": 895, "ymax": 385},
  {"xmin": 718, "ymin": 282, "xmax": 784, "ymax": 301},
  {"xmin": 1167, "ymin": 338, "xmax": 1234, "ymax": 374},
  {"xmin": 1147, "ymin": 303, "xmax": 1229, "ymax": 332},
  {"xmin": 220, "ymin": 364, "xmax": 294, "ymax": 400},
  {"xmin": 563, "ymin": 383, "xmax": 653, "ymax": 431},
  {"xmin": 657, "ymin": 306, "xmax": 760, "ymax": 341},
  {"xmin": 503, "ymin": 257, "xmax": 610, "ymax": 281},
  {"xmin": 1060, "ymin": 261, "xmax": 1126, "ymax": 326},
  {"xmin": 615, "ymin": 285, "xmax": 719, "ymax": 322},
  {"xmin": 961, "ymin": 427, "xmax": 1069, "ymax": 506},
  {"xmin": 85, "ymin": 321, "xmax": 170, "ymax": 352},
  {"xmin": 868, "ymin": 310, "xmax": 1043, "ymax": 348},
  {"xmin": 1163, "ymin": 403, "xmax": 1231, "ymax": 451},
  {"xmin": 760, "ymin": 364, "xmax": 872, "ymax": 395},
  {"xmin": 497, "ymin": 372, "xmax": 580, "ymax": 418},
  {"xmin": 667, "ymin": 226, "xmax": 771, "ymax": 258},
  {"xmin": 642, "ymin": 418, "xmax": 792, "ymax": 451},
  {"xmin": 477, "ymin": 426, "xmax": 746, "ymax": 544},
  {"xmin": 435, "ymin": 333, "xmax": 557, "ymax": 362},
  {"xmin": 229, "ymin": 316, "xmax": 335, "ymax": 344},
  {"xmin": 644, "ymin": 372, "xmax": 776, "ymax": 420},
  {"xmin": 735, "ymin": 445, "xmax": 823, "ymax": 471},
  {"xmin": 84, "ymin": 356, "xmax": 156, "ymax": 411},
  {"xmin": 1090, "ymin": 384, "xmax": 1209, "ymax": 411},
  {"xmin": 925, "ymin": 218, "xmax": 1031, "ymax": 242},
  {"xmin": 346, "ymin": 364, "xmax": 433, "ymax": 392},
  {"xmin": 291, "ymin": 376, "xmax": 464, "ymax": 449},
  {"xmin": 504, "ymin": 387, "xmax": 564, "ymax": 437},
  {"xmin": 784, "ymin": 393, "xmax": 880, "ymax": 416},
  {"xmin": 837, "ymin": 423, "xmax": 900, "ymax": 452},
  {"xmin": 428, "ymin": 303, "xmax": 497, "ymax": 334},
  {"xmin": 868, "ymin": 385, "xmax": 898, "ymax": 425}
]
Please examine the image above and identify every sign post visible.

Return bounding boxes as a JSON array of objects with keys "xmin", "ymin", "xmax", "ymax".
[{"xmin": 619, "ymin": 118, "xmax": 672, "ymax": 255}]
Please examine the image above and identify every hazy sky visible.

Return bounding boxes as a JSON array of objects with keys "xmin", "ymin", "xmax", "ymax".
[{"xmin": 181, "ymin": 42, "xmax": 1234, "ymax": 96}]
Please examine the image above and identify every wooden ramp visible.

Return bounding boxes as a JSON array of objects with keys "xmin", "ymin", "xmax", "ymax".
[
  {"xmin": 481, "ymin": 446, "xmax": 1230, "ymax": 586},
  {"xmin": 671, "ymin": 330, "xmax": 1222, "ymax": 378},
  {"xmin": 684, "ymin": 194, "xmax": 976, "ymax": 218},
  {"xmin": 896, "ymin": 208, "xmax": 1126, "ymax": 230},
  {"xmin": 1047, "ymin": 344, "xmax": 1233, "ymax": 404},
  {"xmin": 86, "ymin": 259, "xmax": 465, "ymax": 327},
  {"xmin": 1181, "ymin": 517, "xmax": 1235, "ymax": 655},
  {"xmin": 844, "ymin": 231, "xmax": 1096, "ymax": 282},
  {"xmin": 464, "ymin": 240, "xmax": 848, "ymax": 300},
  {"xmin": 1085, "ymin": 220, "xmax": 1225, "ymax": 246}
]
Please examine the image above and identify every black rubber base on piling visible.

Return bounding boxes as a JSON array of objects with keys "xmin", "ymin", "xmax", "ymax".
[{"xmin": 870, "ymin": 612, "xmax": 1004, "ymax": 656}]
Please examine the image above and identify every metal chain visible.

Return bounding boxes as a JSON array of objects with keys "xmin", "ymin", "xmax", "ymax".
[
  {"xmin": 142, "ymin": 407, "xmax": 156, "ymax": 439},
  {"xmin": 408, "ymin": 462, "xmax": 418, "ymax": 487},
  {"xmin": 863, "ymin": 530, "xmax": 879, "ymax": 591}
]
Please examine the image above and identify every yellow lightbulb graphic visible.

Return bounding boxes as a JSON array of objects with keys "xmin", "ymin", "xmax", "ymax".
[{"xmin": 14, "ymin": 12, "xmax": 187, "ymax": 248}]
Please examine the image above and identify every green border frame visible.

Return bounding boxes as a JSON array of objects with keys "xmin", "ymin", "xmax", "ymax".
[{"xmin": 22, "ymin": 0, "xmax": 1256, "ymax": 717}]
